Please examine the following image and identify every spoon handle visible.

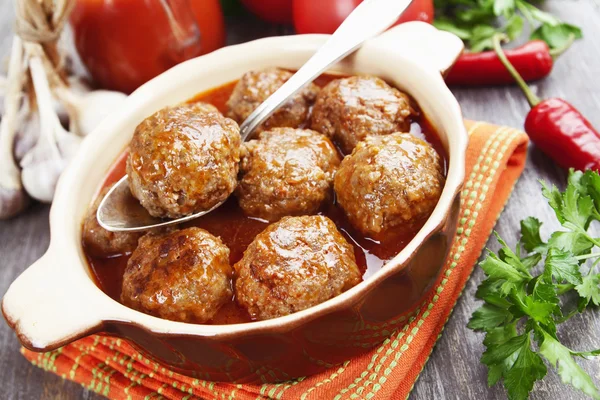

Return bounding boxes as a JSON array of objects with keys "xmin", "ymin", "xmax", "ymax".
[{"xmin": 239, "ymin": 0, "xmax": 413, "ymax": 140}]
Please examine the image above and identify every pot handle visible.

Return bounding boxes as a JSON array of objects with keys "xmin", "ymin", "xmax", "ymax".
[
  {"xmin": 369, "ymin": 21, "xmax": 464, "ymax": 77},
  {"xmin": 2, "ymin": 250, "xmax": 108, "ymax": 351}
]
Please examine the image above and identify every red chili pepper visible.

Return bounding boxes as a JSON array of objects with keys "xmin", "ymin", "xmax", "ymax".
[
  {"xmin": 446, "ymin": 36, "xmax": 575, "ymax": 86},
  {"xmin": 493, "ymin": 35, "xmax": 600, "ymax": 171},
  {"xmin": 525, "ymin": 99, "xmax": 600, "ymax": 171}
]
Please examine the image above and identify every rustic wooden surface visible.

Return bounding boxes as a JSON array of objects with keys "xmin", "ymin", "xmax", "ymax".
[{"xmin": 1, "ymin": 1, "xmax": 599, "ymax": 399}]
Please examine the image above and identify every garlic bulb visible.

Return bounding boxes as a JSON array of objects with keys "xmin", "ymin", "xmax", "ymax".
[
  {"xmin": 21, "ymin": 54, "xmax": 78, "ymax": 203},
  {"xmin": 0, "ymin": 37, "xmax": 29, "ymax": 219},
  {"xmin": 57, "ymin": 84, "xmax": 127, "ymax": 136}
]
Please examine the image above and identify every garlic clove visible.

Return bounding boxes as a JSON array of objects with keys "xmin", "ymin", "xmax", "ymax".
[
  {"xmin": 77, "ymin": 90, "xmax": 127, "ymax": 136},
  {"xmin": 20, "ymin": 144, "xmax": 66, "ymax": 203},
  {"xmin": 56, "ymin": 86, "xmax": 127, "ymax": 137},
  {"xmin": 54, "ymin": 76, "xmax": 92, "ymax": 127},
  {"xmin": 12, "ymin": 96, "xmax": 37, "ymax": 162},
  {"xmin": 55, "ymin": 125, "xmax": 81, "ymax": 161},
  {"xmin": 14, "ymin": 112, "xmax": 40, "ymax": 162}
]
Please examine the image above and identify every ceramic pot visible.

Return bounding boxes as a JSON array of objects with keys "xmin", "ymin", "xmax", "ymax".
[{"xmin": 3, "ymin": 22, "xmax": 467, "ymax": 383}]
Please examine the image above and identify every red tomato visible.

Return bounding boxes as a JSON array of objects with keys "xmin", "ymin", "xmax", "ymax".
[
  {"xmin": 396, "ymin": 0, "xmax": 434, "ymax": 25},
  {"xmin": 293, "ymin": 0, "xmax": 434, "ymax": 34},
  {"xmin": 241, "ymin": 0, "xmax": 294, "ymax": 24},
  {"xmin": 71, "ymin": 0, "xmax": 225, "ymax": 94}
]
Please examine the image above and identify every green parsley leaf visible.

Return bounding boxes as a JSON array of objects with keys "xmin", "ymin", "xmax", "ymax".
[
  {"xmin": 548, "ymin": 231, "xmax": 594, "ymax": 256},
  {"xmin": 469, "ymin": 24, "xmax": 500, "ymax": 52},
  {"xmin": 568, "ymin": 168, "xmax": 586, "ymax": 192},
  {"xmin": 476, "ymin": 277, "xmax": 503, "ymax": 299},
  {"xmin": 483, "ymin": 323, "xmax": 519, "ymax": 347},
  {"xmin": 456, "ymin": 6, "xmax": 496, "ymax": 25},
  {"xmin": 468, "ymin": 304, "xmax": 513, "ymax": 331},
  {"xmin": 520, "ymin": 296, "xmax": 557, "ymax": 326},
  {"xmin": 480, "ymin": 252, "xmax": 531, "ymax": 283},
  {"xmin": 482, "ymin": 333, "xmax": 529, "ymax": 366},
  {"xmin": 496, "ymin": 233, "xmax": 531, "ymax": 273},
  {"xmin": 538, "ymin": 331, "xmax": 600, "ymax": 399},
  {"xmin": 432, "ymin": 18, "xmax": 473, "ymax": 40},
  {"xmin": 542, "ymin": 182, "xmax": 565, "ymax": 224},
  {"xmin": 562, "ymin": 185, "xmax": 594, "ymax": 230},
  {"xmin": 577, "ymin": 170, "xmax": 600, "ymax": 217},
  {"xmin": 532, "ymin": 280, "xmax": 559, "ymax": 309},
  {"xmin": 482, "ymin": 324, "xmax": 521, "ymax": 386},
  {"xmin": 575, "ymin": 274, "xmax": 600, "ymax": 307},
  {"xmin": 476, "ymin": 277, "xmax": 514, "ymax": 308},
  {"xmin": 520, "ymin": 217, "xmax": 545, "ymax": 253},
  {"xmin": 504, "ymin": 337, "xmax": 547, "ymax": 400},
  {"xmin": 541, "ymin": 180, "xmax": 595, "ymax": 230},
  {"xmin": 531, "ymin": 23, "xmax": 583, "ymax": 49},
  {"xmin": 494, "ymin": 0, "xmax": 516, "ymax": 18},
  {"xmin": 487, "ymin": 364, "xmax": 505, "ymax": 387},
  {"xmin": 544, "ymin": 248, "xmax": 583, "ymax": 285},
  {"xmin": 523, "ymin": 3, "xmax": 561, "ymax": 25},
  {"xmin": 521, "ymin": 253, "xmax": 542, "ymax": 270},
  {"xmin": 505, "ymin": 14, "xmax": 524, "ymax": 40}
]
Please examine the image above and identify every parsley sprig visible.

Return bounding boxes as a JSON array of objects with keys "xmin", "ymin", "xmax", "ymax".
[
  {"xmin": 469, "ymin": 169, "xmax": 600, "ymax": 400},
  {"xmin": 433, "ymin": 0, "xmax": 582, "ymax": 52}
]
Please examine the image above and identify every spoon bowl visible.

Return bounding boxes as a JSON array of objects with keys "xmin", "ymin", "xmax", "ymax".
[
  {"xmin": 98, "ymin": 0, "xmax": 413, "ymax": 232},
  {"xmin": 96, "ymin": 174, "xmax": 222, "ymax": 231}
]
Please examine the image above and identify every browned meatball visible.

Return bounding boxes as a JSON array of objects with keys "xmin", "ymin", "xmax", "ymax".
[
  {"xmin": 121, "ymin": 227, "xmax": 232, "ymax": 323},
  {"xmin": 310, "ymin": 76, "xmax": 416, "ymax": 154},
  {"xmin": 234, "ymin": 216, "xmax": 361, "ymax": 321},
  {"xmin": 226, "ymin": 68, "xmax": 319, "ymax": 132},
  {"xmin": 334, "ymin": 133, "xmax": 445, "ymax": 238},
  {"xmin": 127, "ymin": 102, "xmax": 241, "ymax": 219},
  {"xmin": 236, "ymin": 128, "xmax": 341, "ymax": 221},
  {"xmin": 82, "ymin": 184, "xmax": 143, "ymax": 257}
]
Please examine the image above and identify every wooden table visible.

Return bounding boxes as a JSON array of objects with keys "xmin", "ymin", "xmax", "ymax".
[{"xmin": 1, "ymin": 1, "xmax": 599, "ymax": 399}]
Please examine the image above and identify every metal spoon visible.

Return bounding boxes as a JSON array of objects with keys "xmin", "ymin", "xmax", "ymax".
[{"xmin": 98, "ymin": 0, "xmax": 413, "ymax": 232}]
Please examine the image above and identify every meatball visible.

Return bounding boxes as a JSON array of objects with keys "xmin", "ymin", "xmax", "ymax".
[
  {"xmin": 127, "ymin": 102, "xmax": 241, "ymax": 219},
  {"xmin": 310, "ymin": 75, "xmax": 416, "ymax": 154},
  {"xmin": 82, "ymin": 184, "xmax": 143, "ymax": 257},
  {"xmin": 234, "ymin": 215, "xmax": 361, "ymax": 320},
  {"xmin": 334, "ymin": 133, "xmax": 445, "ymax": 237},
  {"xmin": 226, "ymin": 68, "xmax": 319, "ymax": 132},
  {"xmin": 236, "ymin": 128, "xmax": 341, "ymax": 221},
  {"xmin": 121, "ymin": 227, "xmax": 232, "ymax": 323}
]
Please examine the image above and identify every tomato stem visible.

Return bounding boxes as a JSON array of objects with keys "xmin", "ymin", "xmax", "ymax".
[{"xmin": 492, "ymin": 34, "xmax": 541, "ymax": 108}]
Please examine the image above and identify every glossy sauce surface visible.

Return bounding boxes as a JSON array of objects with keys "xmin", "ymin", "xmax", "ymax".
[{"xmin": 84, "ymin": 73, "xmax": 447, "ymax": 325}]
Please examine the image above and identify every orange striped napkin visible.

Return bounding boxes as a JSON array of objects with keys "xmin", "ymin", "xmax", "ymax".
[{"xmin": 21, "ymin": 120, "xmax": 529, "ymax": 400}]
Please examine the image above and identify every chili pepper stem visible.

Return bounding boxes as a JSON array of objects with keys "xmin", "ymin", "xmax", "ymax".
[
  {"xmin": 492, "ymin": 34, "xmax": 541, "ymax": 108},
  {"xmin": 549, "ymin": 34, "xmax": 576, "ymax": 59}
]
